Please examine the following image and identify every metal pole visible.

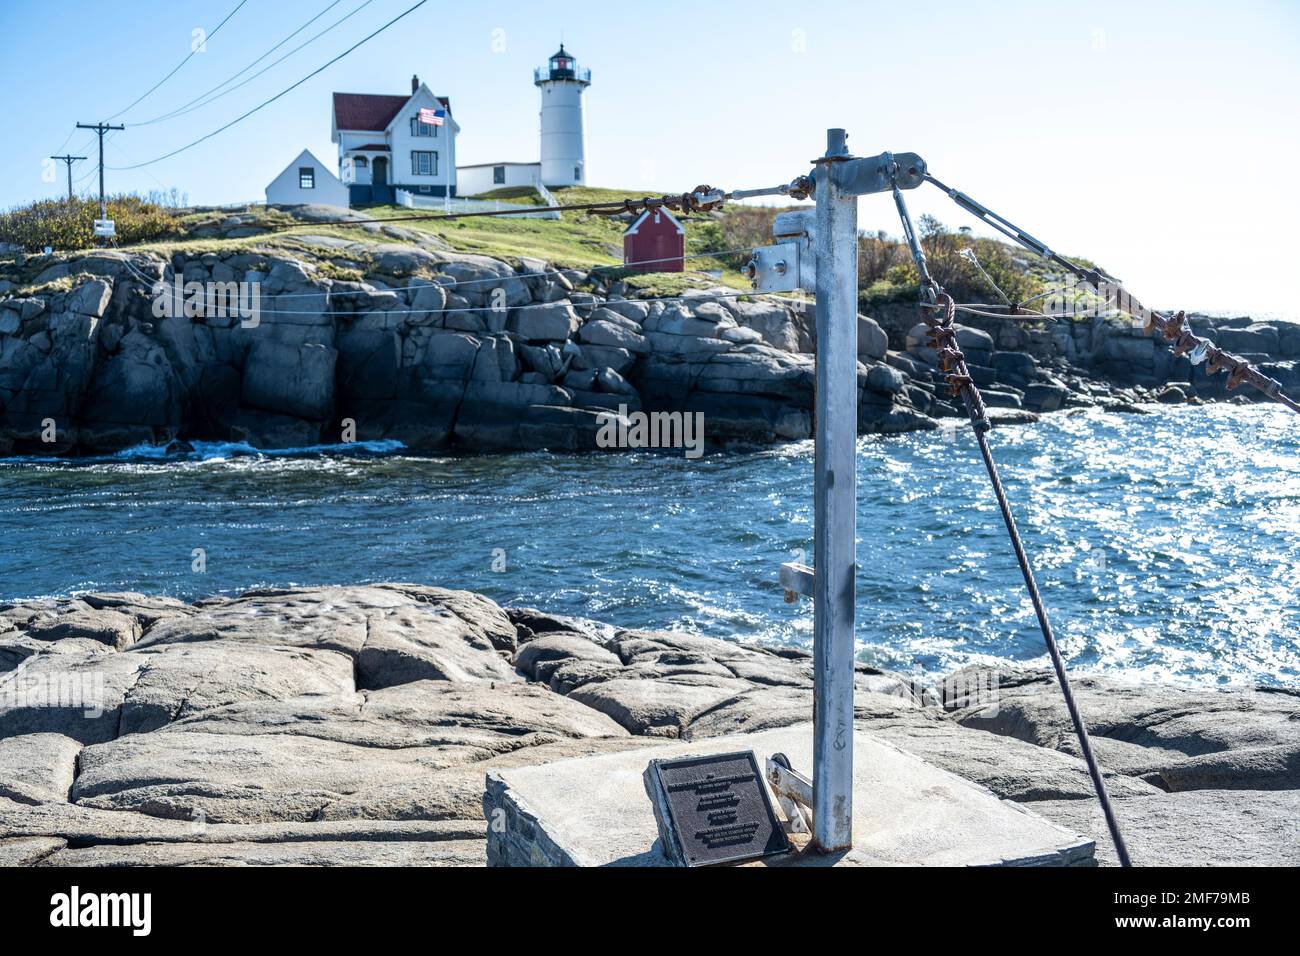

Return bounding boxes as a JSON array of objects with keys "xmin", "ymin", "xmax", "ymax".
[{"xmin": 811, "ymin": 128, "xmax": 858, "ymax": 852}]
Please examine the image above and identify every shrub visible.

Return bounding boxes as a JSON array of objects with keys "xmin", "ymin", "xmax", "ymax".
[
  {"xmin": 714, "ymin": 205, "xmax": 782, "ymax": 269},
  {"xmin": 0, "ymin": 195, "xmax": 178, "ymax": 251},
  {"xmin": 859, "ymin": 229, "xmax": 911, "ymax": 285}
]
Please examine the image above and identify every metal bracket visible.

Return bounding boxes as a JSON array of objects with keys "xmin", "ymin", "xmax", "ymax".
[
  {"xmin": 773, "ymin": 209, "xmax": 815, "ymax": 239},
  {"xmin": 766, "ymin": 753, "xmax": 813, "ymax": 835},
  {"xmin": 779, "ymin": 562, "xmax": 814, "ymax": 603},
  {"xmin": 812, "ymin": 150, "xmax": 927, "ymax": 197},
  {"xmin": 745, "ymin": 208, "xmax": 819, "ymax": 293},
  {"xmin": 744, "ymin": 241, "xmax": 802, "ymax": 293}
]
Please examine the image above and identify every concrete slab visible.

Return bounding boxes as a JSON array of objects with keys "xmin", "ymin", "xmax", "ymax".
[{"xmin": 484, "ymin": 723, "xmax": 1096, "ymax": 867}]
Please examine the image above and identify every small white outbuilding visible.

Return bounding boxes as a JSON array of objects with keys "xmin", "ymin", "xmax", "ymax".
[{"xmin": 265, "ymin": 148, "xmax": 350, "ymax": 208}]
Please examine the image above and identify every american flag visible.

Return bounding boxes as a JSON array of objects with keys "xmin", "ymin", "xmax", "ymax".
[{"xmin": 417, "ymin": 107, "xmax": 445, "ymax": 127}]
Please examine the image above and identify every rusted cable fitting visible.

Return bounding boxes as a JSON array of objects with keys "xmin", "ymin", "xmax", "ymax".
[
  {"xmin": 1162, "ymin": 310, "xmax": 1187, "ymax": 341},
  {"xmin": 924, "ymin": 172, "xmax": 1298, "ymax": 415},
  {"xmin": 1108, "ymin": 287, "xmax": 1289, "ymax": 403},
  {"xmin": 590, "ymin": 185, "xmax": 726, "ymax": 219},
  {"xmin": 1171, "ymin": 331, "xmax": 1199, "ymax": 359},
  {"xmin": 786, "ymin": 175, "xmax": 814, "ymax": 202},
  {"xmin": 922, "ymin": 292, "xmax": 991, "ymax": 430}
]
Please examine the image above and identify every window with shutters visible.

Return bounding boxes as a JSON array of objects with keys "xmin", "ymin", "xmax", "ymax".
[
  {"xmin": 411, "ymin": 151, "xmax": 438, "ymax": 176},
  {"xmin": 410, "ymin": 117, "xmax": 438, "ymax": 137}
]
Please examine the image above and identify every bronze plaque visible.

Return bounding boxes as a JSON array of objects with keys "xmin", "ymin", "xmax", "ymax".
[{"xmin": 646, "ymin": 751, "xmax": 790, "ymax": 867}]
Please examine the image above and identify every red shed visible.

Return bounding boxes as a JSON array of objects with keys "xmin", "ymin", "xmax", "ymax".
[{"xmin": 623, "ymin": 207, "xmax": 685, "ymax": 272}]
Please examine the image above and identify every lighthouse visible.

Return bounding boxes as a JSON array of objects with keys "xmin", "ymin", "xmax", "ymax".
[{"xmin": 535, "ymin": 45, "xmax": 590, "ymax": 188}]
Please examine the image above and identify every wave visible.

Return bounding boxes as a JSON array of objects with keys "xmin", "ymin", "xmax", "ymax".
[{"xmin": 1, "ymin": 438, "xmax": 408, "ymax": 465}]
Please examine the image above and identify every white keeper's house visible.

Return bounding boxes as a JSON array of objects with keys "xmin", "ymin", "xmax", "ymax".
[
  {"xmin": 264, "ymin": 45, "xmax": 592, "ymax": 209},
  {"xmin": 331, "ymin": 74, "xmax": 459, "ymax": 205}
]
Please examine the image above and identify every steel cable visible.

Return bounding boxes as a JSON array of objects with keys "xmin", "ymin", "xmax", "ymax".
[
  {"xmin": 967, "ymin": 375, "xmax": 1134, "ymax": 867},
  {"xmin": 888, "ymin": 166, "xmax": 1133, "ymax": 865},
  {"xmin": 924, "ymin": 173, "xmax": 1299, "ymax": 416}
]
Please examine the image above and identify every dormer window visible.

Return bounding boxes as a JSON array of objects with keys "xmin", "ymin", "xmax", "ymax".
[{"xmin": 410, "ymin": 116, "xmax": 438, "ymax": 137}]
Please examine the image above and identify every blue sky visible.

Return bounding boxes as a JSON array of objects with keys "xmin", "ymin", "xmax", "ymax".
[{"xmin": 1, "ymin": 0, "xmax": 1297, "ymax": 314}]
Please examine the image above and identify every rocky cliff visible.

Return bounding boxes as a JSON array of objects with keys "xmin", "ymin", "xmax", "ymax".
[
  {"xmin": 0, "ymin": 236, "xmax": 925, "ymax": 457},
  {"xmin": 3, "ymin": 232, "xmax": 1298, "ymax": 457},
  {"xmin": 1, "ymin": 585, "xmax": 1295, "ymax": 866}
]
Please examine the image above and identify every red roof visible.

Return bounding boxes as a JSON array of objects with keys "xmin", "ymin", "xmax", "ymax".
[{"xmin": 332, "ymin": 92, "xmax": 451, "ymax": 131}]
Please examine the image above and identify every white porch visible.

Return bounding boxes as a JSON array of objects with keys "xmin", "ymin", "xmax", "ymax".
[{"xmin": 340, "ymin": 148, "xmax": 391, "ymax": 186}]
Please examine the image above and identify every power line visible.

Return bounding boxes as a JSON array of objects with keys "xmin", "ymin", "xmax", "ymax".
[
  {"xmin": 106, "ymin": 0, "xmax": 250, "ymax": 121},
  {"xmin": 108, "ymin": 0, "xmax": 431, "ymax": 170},
  {"xmin": 106, "ymin": 134, "xmax": 176, "ymax": 198},
  {"xmin": 127, "ymin": 0, "xmax": 354, "ymax": 127}
]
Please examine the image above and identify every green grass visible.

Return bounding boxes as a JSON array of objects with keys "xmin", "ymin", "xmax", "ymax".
[
  {"xmin": 462, "ymin": 186, "xmax": 545, "ymax": 204},
  {"xmin": 347, "ymin": 188, "xmax": 750, "ymax": 289},
  {"xmin": 3, "ymin": 186, "xmax": 1117, "ymax": 310},
  {"xmin": 1, "ymin": 186, "xmax": 755, "ymax": 293}
]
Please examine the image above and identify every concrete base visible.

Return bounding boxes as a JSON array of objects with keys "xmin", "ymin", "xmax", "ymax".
[{"xmin": 484, "ymin": 724, "xmax": 1096, "ymax": 867}]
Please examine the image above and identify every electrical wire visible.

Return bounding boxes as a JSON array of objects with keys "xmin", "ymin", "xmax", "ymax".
[
  {"xmin": 106, "ymin": 0, "xmax": 250, "ymax": 121},
  {"xmin": 127, "ymin": 0, "xmax": 367, "ymax": 127},
  {"xmin": 108, "ymin": 0, "xmax": 430, "ymax": 170}
]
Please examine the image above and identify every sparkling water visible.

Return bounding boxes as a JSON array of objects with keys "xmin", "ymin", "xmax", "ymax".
[{"xmin": 2, "ymin": 404, "xmax": 1296, "ymax": 687}]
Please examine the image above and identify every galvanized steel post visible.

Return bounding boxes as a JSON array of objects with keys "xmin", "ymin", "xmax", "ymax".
[{"xmin": 811, "ymin": 128, "xmax": 858, "ymax": 852}]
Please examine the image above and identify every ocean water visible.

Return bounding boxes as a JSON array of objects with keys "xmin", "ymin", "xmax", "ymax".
[{"xmin": 1, "ymin": 404, "xmax": 1297, "ymax": 688}]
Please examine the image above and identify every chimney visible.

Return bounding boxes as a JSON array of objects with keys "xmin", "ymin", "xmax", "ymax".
[{"xmin": 411, "ymin": 74, "xmax": 419, "ymax": 94}]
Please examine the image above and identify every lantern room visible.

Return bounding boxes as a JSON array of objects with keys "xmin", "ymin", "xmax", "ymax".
[{"xmin": 535, "ymin": 45, "xmax": 591, "ymax": 87}]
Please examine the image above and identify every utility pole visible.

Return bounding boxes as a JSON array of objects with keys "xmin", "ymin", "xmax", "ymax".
[
  {"xmin": 75, "ymin": 122, "xmax": 125, "ymax": 222},
  {"xmin": 49, "ymin": 154, "xmax": 86, "ymax": 201}
]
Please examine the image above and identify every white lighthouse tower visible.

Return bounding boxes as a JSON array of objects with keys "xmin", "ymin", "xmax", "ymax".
[{"xmin": 535, "ymin": 45, "xmax": 590, "ymax": 188}]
